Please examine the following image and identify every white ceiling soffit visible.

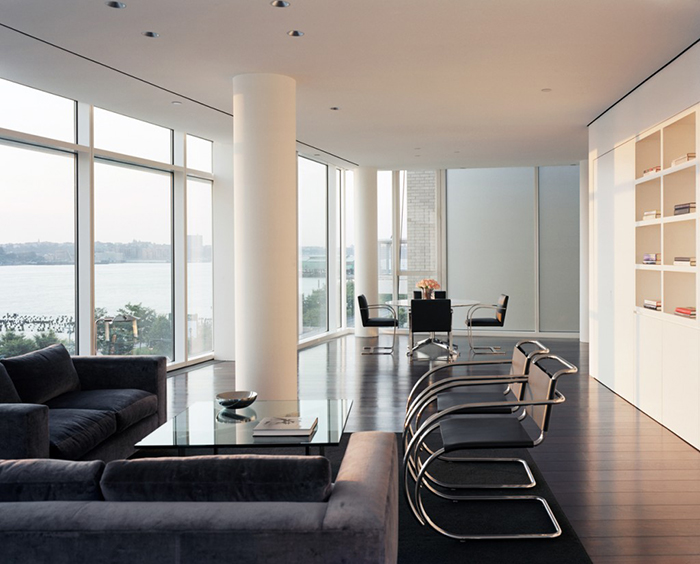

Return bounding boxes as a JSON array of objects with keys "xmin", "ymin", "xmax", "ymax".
[{"xmin": 1, "ymin": 0, "xmax": 700, "ymax": 170}]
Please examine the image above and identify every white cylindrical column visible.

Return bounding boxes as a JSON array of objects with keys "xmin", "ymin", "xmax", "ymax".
[
  {"xmin": 354, "ymin": 167, "xmax": 379, "ymax": 337},
  {"xmin": 233, "ymin": 74, "xmax": 297, "ymax": 399},
  {"xmin": 579, "ymin": 159, "xmax": 590, "ymax": 342}
]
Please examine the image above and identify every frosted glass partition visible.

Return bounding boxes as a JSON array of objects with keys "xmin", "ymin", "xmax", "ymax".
[
  {"xmin": 538, "ymin": 166, "xmax": 580, "ymax": 331},
  {"xmin": 446, "ymin": 168, "xmax": 536, "ymax": 331}
]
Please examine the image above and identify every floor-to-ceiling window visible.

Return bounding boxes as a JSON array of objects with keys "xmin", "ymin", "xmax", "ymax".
[
  {"xmin": 0, "ymin": 143, "xmax": 77, "ymax": 356},
  {"xmin": 94, "ymin": 162, "xmax": 174, "ymax": 359},
  {"xmin": 344, "ymin": 170, "xmax": 355, "ymax": 327},
  {"xmin": 377, "ymin": 171, "xmax": 394, "ymax": 305},
  {"xmin": 298, "ymin": 156, "xmax": 329, "ymax": 339},
  {"xmin": 0, "ymin": 77, "xmax": 215, "ymax": 364}
]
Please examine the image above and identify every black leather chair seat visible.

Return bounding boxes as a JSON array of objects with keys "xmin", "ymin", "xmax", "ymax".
[
  {"xmin": 469, "ymin": 317, "xmax": 503, "ymax": 327},
  {"xmin": 440, "ymin": 415, "xmax": 535, "ymax": 452},
  {"xmin": 436, "ymin": 391, "xmax": 516, "ymax": 414},
  {"xmin": 363, "ymin": 317, "xmax": 398, "ymax": 328}
]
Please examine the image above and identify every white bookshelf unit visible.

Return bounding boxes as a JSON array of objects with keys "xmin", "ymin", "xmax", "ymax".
[{"xmin": 635, "ymin": 111, "xmax": 697, "ymax": 320}]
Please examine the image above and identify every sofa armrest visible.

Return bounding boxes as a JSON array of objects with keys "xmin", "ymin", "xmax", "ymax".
[
  {"xmin": 323, "ymin": 431, "xmax": 398, "ymax": 563},
  {"xmin": 0, "ymin": 404, "xmax": 50, "ymax": 459},
  {"xmin": 72, "ymin": 356, "xmax": 167, "ymax": 424}
]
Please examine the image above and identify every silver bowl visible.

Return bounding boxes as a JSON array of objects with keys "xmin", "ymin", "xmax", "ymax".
[{"xmin": 216, "ymin": 390, "xmax": 258, "ymax": 409}]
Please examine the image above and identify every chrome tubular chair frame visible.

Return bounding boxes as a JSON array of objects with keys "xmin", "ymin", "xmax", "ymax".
[
  {"xmin": 464, "ymin": 294, "xmax": 509, "ymax": 354},
  {"xmin": 402, "ymin": 354, "xmax": 577, "ymax": 540}
]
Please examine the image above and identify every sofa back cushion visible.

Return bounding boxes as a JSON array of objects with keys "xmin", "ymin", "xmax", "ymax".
[
  {"xmin": 102, "ymin": 454, "xmax": 333, "ymax": 502},
  {"xmin": 0, "ymin": 459, "xmax": 105, "ymax": 501},
  {"xmin": 1, "ymin": 344, "xmax": 80, "ymax": 404},
  {"xmin": 0, "ymin": 363, "xmax": 21, "ymax": 403}
]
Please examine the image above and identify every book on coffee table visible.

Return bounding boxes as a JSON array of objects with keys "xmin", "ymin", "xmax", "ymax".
[{"xmin": 253, "ymin": 416, "xmax": 318, "ymax": 436}]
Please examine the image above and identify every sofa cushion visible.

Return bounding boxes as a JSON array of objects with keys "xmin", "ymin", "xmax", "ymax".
[
  {"xmin": 0, "ymin": 458, "xmax": 105, "ymax": 501},
  {"xmin": 102, "ymin": 454, "xmax": 333, "ymax": 502},
  {"xmin": 0, "ymin": 363, "xmax": 21, "ymax": 403},
  {"xmin": 46, "ymin": 389, "xmax": 157, "ymax": 432},
  {"xmin": 49, "ymin": 409, "xmax": 117, "ymax": 460},
  {"xmin": 1, "ymin": 344, "xmax": 80, "ymax": 404}
]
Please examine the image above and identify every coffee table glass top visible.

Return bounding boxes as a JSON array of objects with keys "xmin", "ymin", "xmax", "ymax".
[{"xmin": 136, "ymin": 399, "xmax": 352, "ymax": 449}]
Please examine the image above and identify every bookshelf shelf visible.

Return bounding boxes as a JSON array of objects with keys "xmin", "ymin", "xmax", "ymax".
[{"xmin": 635, "ymin": 110, "xmax": 698, "ymax": 325}]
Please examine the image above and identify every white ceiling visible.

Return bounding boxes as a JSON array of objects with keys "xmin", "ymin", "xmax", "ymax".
[{"xmin": 1, "ymin": 0, "xmax": 700, "ymax": 169}]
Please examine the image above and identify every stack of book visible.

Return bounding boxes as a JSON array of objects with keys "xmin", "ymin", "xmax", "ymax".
[
  {"xmin": 643, "ymin": 165, "xmax": 661, "ymax": 176},
  {"xmin": 673, "ymin": 256, "xmax": 696, "ymax": 267},
  {"xmin": 642, "ymin": 210, "xmax": 660, "ymax": 221},
  {"xmin": 643, "ymin": 253, "xmax": 661, "ymax": 265},
  {"xmin": 671, "ymin": 152, "xmax": 696, "ymax": 167},
  {"xmin": 674, "ymin": 202, "xmax": 696, "ymax": 215},
  {"xmin": 253, "ymin": 416, "xmax": 318, "ymax": 437},
  {"xmin": 674, "ymin": 306, "xmax": 696, "ymax": 319},
  {"xmin": 643, "ymin": 299, "xmax": 661, "ymax": 311}
]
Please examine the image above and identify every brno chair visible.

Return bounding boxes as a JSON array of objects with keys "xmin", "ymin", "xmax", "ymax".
[
  {"xmin": 403, "ymin": 354, "xmax": 577, "ymax": 540},
  {"xmin": 403, "ymin": 340, "xmax": 550, "ymax": 456},
  {"xmin": 408, "ymin": 299, "xmax": 456, "ymax": 361},
  {"xmin": 357, "ymin": 294, "xmax": 398, "ymax": 355},
  {"xmin": 434, "ymin": 290, "xmax": 447, "ymax": 299},
  {"xmin": 465, "ymin": 294, "xmax": 509, "ymax": 354}
]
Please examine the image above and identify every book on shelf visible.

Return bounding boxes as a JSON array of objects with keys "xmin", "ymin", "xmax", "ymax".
[
  {"xmin": 673, "ymin": 202, "xmax": 696, "ymax": 215},
  {"xmin": 643, "ymin": 165, "xmax": 661, "ymax": 176},
  {"xmin": 673, "ymin": 256, "xmax": 696, "ymax": 266},
  {"xmin": 252, "ymin": 416, "xmax": 318, "ymax": 436},
  {"xmin": 643, "ymin": 299, "xmax": 661, "ymax": 311},
  {"xmin": 642, "ymin": 210, "xmax": 660, "ymax": 220},
  {"xmin": 642, "ymin": 253, "xmax": 661, "ymax": 265},
  {"xmin": 671, "ymin": 153, "xmax": 696, "ymax": 167},
  {"xmin": 674, "ymin": 306, "xmax": 696, "ymax": 318}
]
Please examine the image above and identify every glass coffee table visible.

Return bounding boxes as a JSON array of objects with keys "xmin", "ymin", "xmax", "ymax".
[{"xmin": 136, "ymin": 398, "xmax": 352, "ymax": 456}]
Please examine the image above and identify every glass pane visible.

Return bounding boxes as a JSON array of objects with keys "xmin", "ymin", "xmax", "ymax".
[
  {"xmin": 298, "ymin": 157, "xmax": 328, "ymax": 338},
  {"xmin": 186, "ymin": 135, "xmax": 213, "ymax": 173},
  {"xmin": 94, "ymin": 161, "xmax": 174, "ymax": 359},
  {"xmin": 377, "ymin": 170, "xmax": 393, "ymax": 304},
  {"xmin": 0, "ymin": 78, "xmax": 75, "ymax": 143},
  {"xmin": 0, "ymin": 143, "xmax": 76, "ymax": 356},
  {"xmin": 94, "ymin": 108, "xmax": 172, "ymax": 164},
  {"xmin": 187, "ymin": 177, "xmax": 214, "ymax": 357},
  {"xmin": 335, "ymin": 168, "xmax": 342, "ymax": 329},
  {"xmin": 446, "ymin": 167, "xmax": 536, "ymax": 331},
  {"xmin": 538, "ymin": 165, "xmax": 580, "ymax": 331},
  {"xmin": 345, "ymin": 170, "xmax": 355, "ymax": 327}
]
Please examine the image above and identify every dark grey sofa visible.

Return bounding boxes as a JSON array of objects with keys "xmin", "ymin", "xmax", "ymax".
[
  {"xmin": 0, "ymin": 431, "xmax": 398, "ymax": 564},
  {"xmin": 0, "ymin": 344, "xmax": 166, "ymax": 461}
]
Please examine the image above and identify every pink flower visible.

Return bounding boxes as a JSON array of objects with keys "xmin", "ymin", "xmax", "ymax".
[{"xmin": 416, "ymin": 279, "xmax": 440, "ymax": 290}]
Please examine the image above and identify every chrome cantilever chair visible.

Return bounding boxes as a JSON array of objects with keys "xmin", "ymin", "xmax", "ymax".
[
  {"xmin": 403, "ymin": 340, "xmax": 550, "ymax": 456},
  {"xmin": 357, "ymin": 294, "xmax": 398, "ymax": 355},
  {"xmin": 465, "ymin": 293, "xmax": 509, "ymax": 354},
  {"xmin": 403, "ymin": 354, "xmax": 577, "ymax": 540},
  {"xmin": 408, "ymin": 298, "xmax": 456, "ymax": 361}
]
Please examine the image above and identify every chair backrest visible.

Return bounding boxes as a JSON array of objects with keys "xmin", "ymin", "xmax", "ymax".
[
  {"xmin": 413, "ymin": 290, "xmax": 422, "ymax": 299},
  {"xmin": 434, "ymin": 290, "xmax": 447, "ymax": 299},
  {"xmin": 522, "ymin": 354, "xmax": 577, "ymax": 434},
  {"xmin": 495, "ymin": 294, "xmax": 509, "ymax": 325},
  {"xmin": 357, "ymin": 294, "xmax": 370, "ymax": 326},
  {"xmin": 410, "ymin": 299, "xmax": 452, "ymax": 333},
  {"xmin": 508, "ymin": 340, "xmax": 549, "ymax": 376}
]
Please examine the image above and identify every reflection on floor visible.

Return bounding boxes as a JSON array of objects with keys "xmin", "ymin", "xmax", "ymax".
[{"xmin": 167, "ymin": 334, "xmax": 700, "ymax": 564}]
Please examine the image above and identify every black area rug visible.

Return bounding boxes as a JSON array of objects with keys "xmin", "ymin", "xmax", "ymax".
[{"xmin": 134, "ymin": 433, "xmax": 592, "ymax": 564}]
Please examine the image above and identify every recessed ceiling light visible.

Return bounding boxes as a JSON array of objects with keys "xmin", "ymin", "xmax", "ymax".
[
  {"xmin": 106, "ymin": 1, "xmax": 126, "ymax": 8},
  {"xmin": 270, "ymin": 0, "xmax": 290, "ymax": 6},
  {"xmin": 454, "ymin": 151, "xmax": 460, "ymax": 154},
  {"xmin": 313, "ymin": 153, "xmax": 321, "ymax": 156},
  {"xmin": 330, "ymin": 106, "xmax": 340, "ymax": 111},
  {"xmin": 171, "ymin": 101, "xmax": 182, "ymax": 106},
  {"xmin": 541, "ymin": 88, "xmax": 552, "ymax": 92},
  {"xmin": 287, "ymin": 30, "xmax": 304, "ymax": 37},
  {"xmin": 142, "ymin": 31, "xmax": 160, "ymax": 38}
]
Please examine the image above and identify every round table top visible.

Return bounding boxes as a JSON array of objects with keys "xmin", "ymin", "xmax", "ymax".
[{"xmin": 386, "ymin": 298, "xmax": 478, "ymax": 308}]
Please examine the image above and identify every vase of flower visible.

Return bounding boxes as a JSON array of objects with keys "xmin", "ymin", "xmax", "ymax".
[{"xmin": 416, "ymin": 279, "xmax": 440, "ymax": 300}]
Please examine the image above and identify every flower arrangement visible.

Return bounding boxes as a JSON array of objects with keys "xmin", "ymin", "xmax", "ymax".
[{"xmin": 416, "ymin": 279, "xmax": 441, "ymax": 290}]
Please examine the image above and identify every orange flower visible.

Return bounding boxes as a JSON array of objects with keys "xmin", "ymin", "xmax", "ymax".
[{"xmin": 416, "ymin": 279, "xmax": 440, "ymax": 290}]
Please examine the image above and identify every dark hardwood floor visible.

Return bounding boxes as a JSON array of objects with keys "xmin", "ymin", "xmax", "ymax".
[{"xmin": 167, "ymin": 334, "xmax": 700, "ymax": 564}]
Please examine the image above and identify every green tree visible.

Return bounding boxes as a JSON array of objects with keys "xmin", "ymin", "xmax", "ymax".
[
  {"xmin": 302, "ymin": 287, "xmax": 327, "ymax": 330},
  {"xmin": 33, "ymin": 330, "xmax": 61, "ymax": 350},
  {"xmin": 0, "ymin": 331, "xmax": 35, "ymax": 358}
]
